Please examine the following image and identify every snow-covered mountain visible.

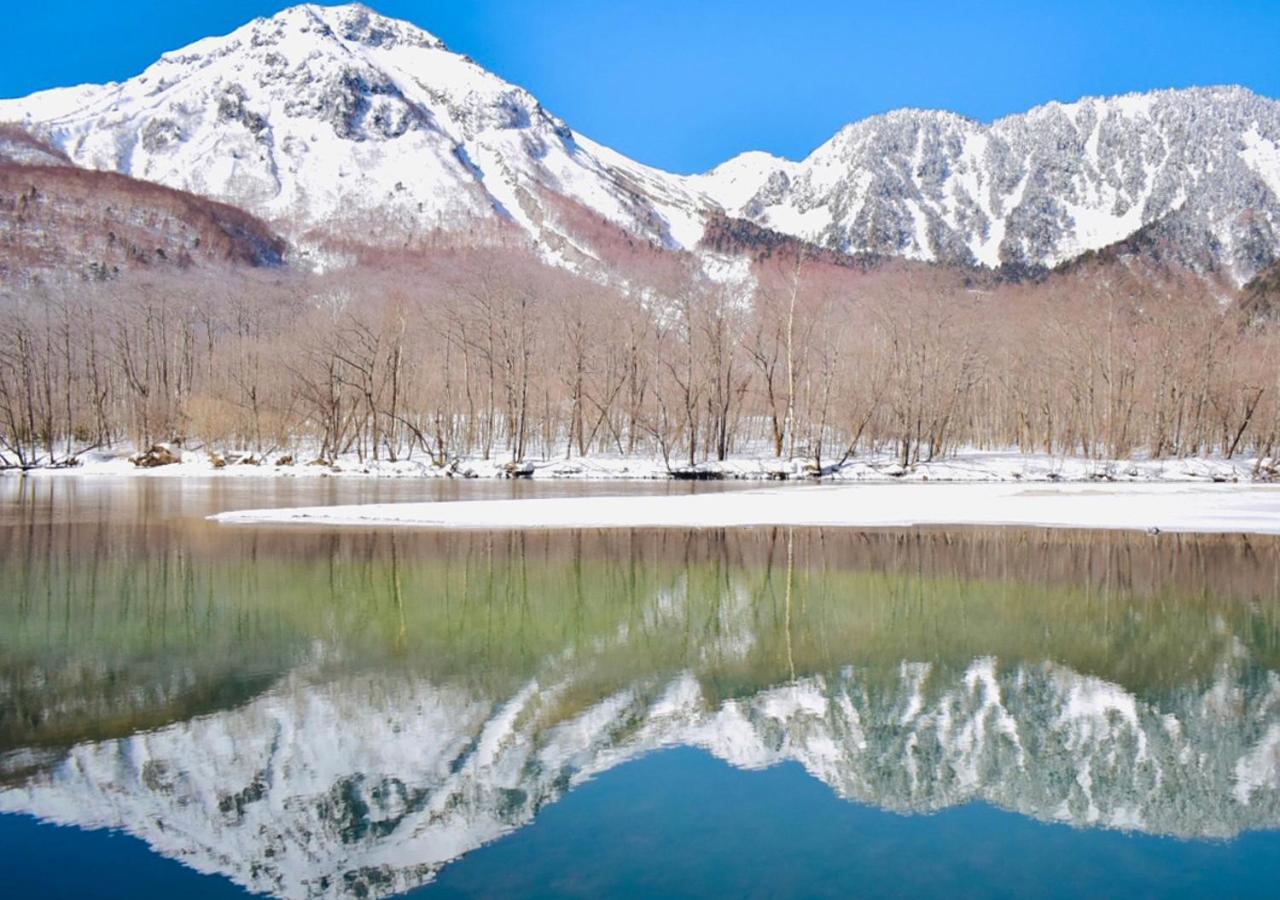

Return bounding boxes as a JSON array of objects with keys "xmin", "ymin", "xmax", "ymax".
[
  {"xmin": 4, "ymin": 655, "xmax": 1278, "ymax": 899},
  {"xmin": 0, "ymin": 4, "xmax": 710, "ymax": 267},
  {"xmin": 694, "ymin": 88, "xmax": 1280, "ymax": 280},
  {"xmin": 2, "ymin": 4, "xmax": 1280, "ymax": 280}
]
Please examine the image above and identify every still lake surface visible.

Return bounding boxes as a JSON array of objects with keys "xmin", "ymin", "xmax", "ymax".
[{"xmin": 2, "ymin": 476, "xmax": 1280, "ymax": 898}]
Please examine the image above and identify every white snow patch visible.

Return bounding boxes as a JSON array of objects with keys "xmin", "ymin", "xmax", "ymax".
[
  {"xmin": 1241, "ymin": 128, "xmax": 1280, "ymax": 205},
  {"xmin": 211, "ymin": 481, "xmax": 1280, "ymax": 536}
]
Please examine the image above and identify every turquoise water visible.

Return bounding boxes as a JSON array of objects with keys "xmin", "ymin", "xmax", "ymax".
[{"xmin": 2, "ymin": 477, "xmax": 1279, "ymax": 898}]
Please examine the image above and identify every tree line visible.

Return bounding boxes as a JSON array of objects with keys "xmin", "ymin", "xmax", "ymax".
[{"xmin": 1, "ymin": 245, "xmax": 1277, "ymax": 472}]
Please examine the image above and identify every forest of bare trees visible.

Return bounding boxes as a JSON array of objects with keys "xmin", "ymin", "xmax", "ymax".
[{"xmin": 1, "ymin": 246, "xmax": 1277, "ymax": 472}]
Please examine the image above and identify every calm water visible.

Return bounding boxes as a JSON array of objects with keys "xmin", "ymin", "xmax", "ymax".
[{"xmin": 2, "ymin": 476, "xmax": 1280, "ymax": 899}]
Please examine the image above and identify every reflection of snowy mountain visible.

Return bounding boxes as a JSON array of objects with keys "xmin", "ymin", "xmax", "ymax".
[{"xmin": 4, "ymin": 652, "xmax": 1279, "ymax": 899}]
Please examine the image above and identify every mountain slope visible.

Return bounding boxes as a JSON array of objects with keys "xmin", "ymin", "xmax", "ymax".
[
  {"xmin": 0, "ymin": 125, "xmax": 71, "ymax": 167},
  {"xmin": 0, "ymin": 158, "xmax": 285, "ymax": 284}
]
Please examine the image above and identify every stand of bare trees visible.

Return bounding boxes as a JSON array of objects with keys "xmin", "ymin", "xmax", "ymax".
[{"xmin": 2, "ymin": 246, "xmax": 1278, "ymax": 471}]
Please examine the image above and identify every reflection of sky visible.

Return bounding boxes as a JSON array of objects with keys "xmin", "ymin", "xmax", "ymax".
[{"xmin": 431, "ymin": 748, "xmax": 1280, "ymax": 900}]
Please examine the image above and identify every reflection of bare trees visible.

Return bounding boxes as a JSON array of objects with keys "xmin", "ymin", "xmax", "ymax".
[
  {"xmin": 2, "ymin": 247, "xmax": 1279, "ymax": 469},
  {"xmin": 5, "ymin": 502, "xmax": 1280, "ymax": 756}
]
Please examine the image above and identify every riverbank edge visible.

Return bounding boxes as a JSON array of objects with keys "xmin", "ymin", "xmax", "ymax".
[{"xmin": 6, "ymin": 446, "xmax": 1275, "ymax": 485}]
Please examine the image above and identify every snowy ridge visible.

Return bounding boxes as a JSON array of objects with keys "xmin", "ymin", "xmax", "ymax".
[
  {"xmin": 2, "ymin": 6, "xmax": 1279, "ymax": 278},
  {"xmin": 3, "ymin": 654, "xmax": 1278, "ymax": 898}
]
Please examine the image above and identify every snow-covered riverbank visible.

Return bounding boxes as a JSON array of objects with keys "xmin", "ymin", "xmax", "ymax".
[
  {"xmin": 210, "ymin": 482, "xmax": 1280, "ymax": 536},
  {"xmin": 6, "ymin": 446, "xmax": 1276, "ymax": 484}
]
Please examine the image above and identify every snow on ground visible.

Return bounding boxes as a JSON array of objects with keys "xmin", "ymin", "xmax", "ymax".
[
  {"xmin": 9, "ymin": 446, "xmax": 1274, "ymax": 484},
  {"xmin": 210, "ymin": 482, "xmax": 1280, "ymax": 536}
]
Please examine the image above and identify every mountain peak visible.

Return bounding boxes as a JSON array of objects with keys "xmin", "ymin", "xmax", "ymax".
[
  {"xmin": 268, "ymin": 3, "xmax": 446, "ymax": 51},
  {"xmin": 153, "ymin": 3, "xmax": 446, "ymax": 72}
]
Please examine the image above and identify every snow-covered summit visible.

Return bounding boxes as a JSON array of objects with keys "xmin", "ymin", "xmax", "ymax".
[{"xmin": 0, "ymin": 3, "xmax": 711, "ymax": 262}]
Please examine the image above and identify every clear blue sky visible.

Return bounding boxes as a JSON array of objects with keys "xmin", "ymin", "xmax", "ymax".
[{"xmin": 5, "ymin": 1, "xmax": 1280, "ymax": 173}]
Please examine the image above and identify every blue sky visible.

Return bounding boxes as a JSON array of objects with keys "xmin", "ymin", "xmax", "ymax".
[{"xmin": 5, "ymin": 1, "xmax": 1280, "ymax": 173}]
